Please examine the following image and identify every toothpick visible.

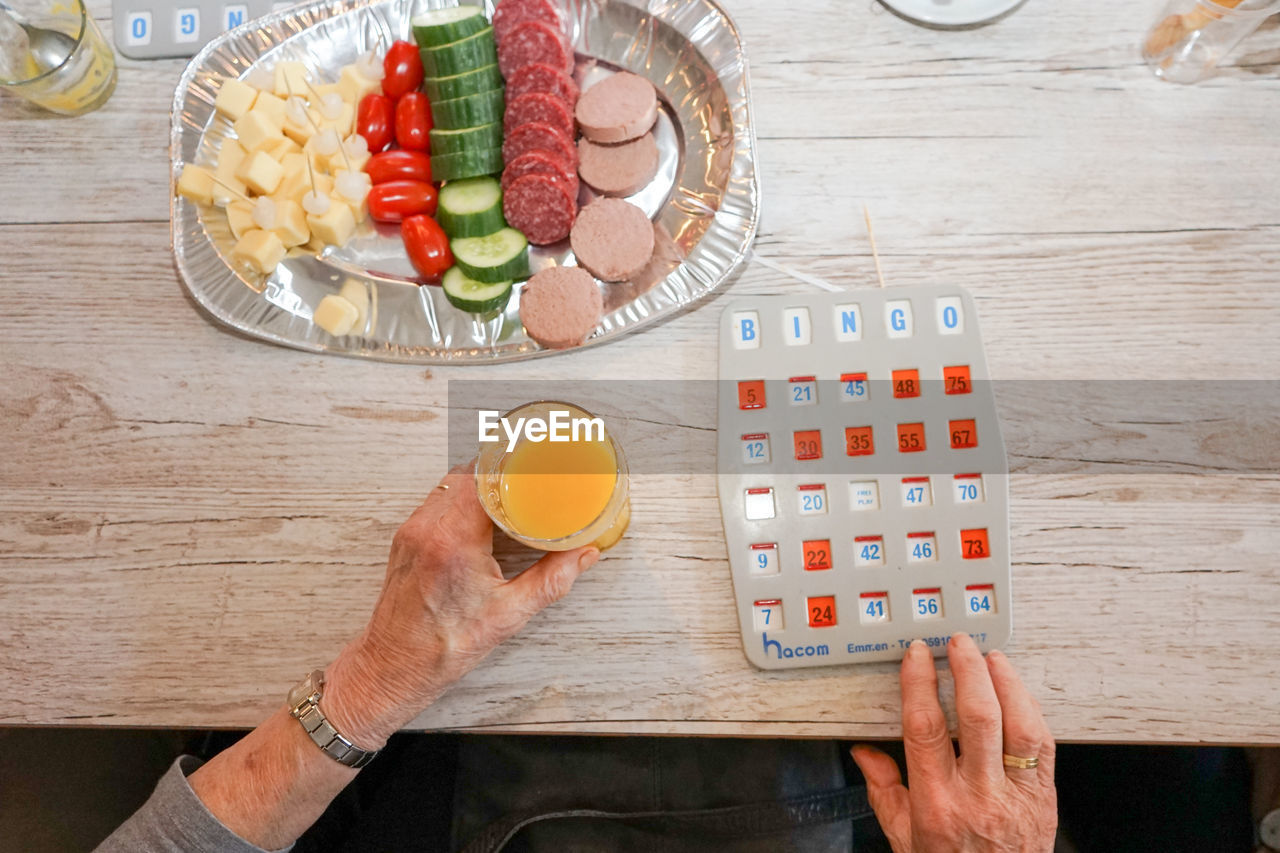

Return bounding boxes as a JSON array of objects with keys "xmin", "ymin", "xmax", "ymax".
[
  {"xmin": 211, "ymin": 174, "xmax": 252, "ymax": 204},
  {"xmin": 863, "ymin": 204, "xmax": 886, "ymax": 289}
]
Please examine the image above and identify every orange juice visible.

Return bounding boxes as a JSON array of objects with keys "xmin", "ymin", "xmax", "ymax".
[
  {"xmin": 500, "ymin": 434, "xmax": 618, "ymax": 541},
  {"xmin": 476, "ymin": 401, "xmax": 630, "ymax": 551}
]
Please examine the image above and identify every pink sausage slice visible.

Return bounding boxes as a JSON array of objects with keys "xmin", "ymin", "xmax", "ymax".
[
  {"xmin": 575, "ymin": 72, "xmax": 658, "ymax": 144},
  {"xmin": 497, "ymin": 20, "xmax": 574, "ymax": 79},
  {"xmin": 577, "ymin": 132, "xmax": 659, "ymax": 197},
  {"xmin": 519, "ymin": 265, "xmax": 603, "ymax": 349},
  {"xmin": 504, "ymin": 174, "xmax": 577, "ymax": 245},
  {"xmin": 505, "ymin": 62, "xmax": 579, "ymax": 108},
  {"xmin": 570, "ymin": 197, "xmax": 655, "ymax": 282}
]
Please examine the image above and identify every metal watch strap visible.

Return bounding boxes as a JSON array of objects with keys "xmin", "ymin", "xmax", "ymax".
[{"xmin": 288, "ymin": 669, "xmax": 379, "ymax": 770}]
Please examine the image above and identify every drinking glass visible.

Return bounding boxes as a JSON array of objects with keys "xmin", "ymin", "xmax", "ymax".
[
  {"xmin": 0, "ymin": 0, "xmax": 116, "ymax": 115},
  {"xmin": 476, "ymin": 401, "xmax": 631, "ymax": 552},
  {"xmin": 1143, "ymin": 0, "xmax": 1280, "ymax": 83}
]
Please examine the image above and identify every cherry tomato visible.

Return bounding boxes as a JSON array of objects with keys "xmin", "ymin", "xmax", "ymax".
[
  {"xmin": 365, "ymin": 150, "xmax": 432, "ymax": 185},
  {"xmin": 394, "ymin": 92, "xmax": 432, "ymax": 152},
  {"xmin": 357, "ymin": 93, "xmax": 394, "ymax": 153},
  {"xmin": 381, "ymin": 40, "xmax": 424, "ymax": 100},
  {"xmin": 368, "ymin": 181, "xmax": 439, "ymax": 223},
  {"xmin": 401, "ymin": 215, "xmax": 452, "ymax": 280}
]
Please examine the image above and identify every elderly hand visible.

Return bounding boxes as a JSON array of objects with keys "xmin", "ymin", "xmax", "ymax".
[
  {"xmin": 852, "ymin": 633, "xmax": 1057, "ymax": 853},
  {"xmin": 322, "ymin": 461, "xmax": 600, "ymax": 746}
]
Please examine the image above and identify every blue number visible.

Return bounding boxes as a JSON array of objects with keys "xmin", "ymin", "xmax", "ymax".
[
  {"xmin": 916, "ymin": 598, "xmax": 938, "ymax": 616},
  {"xmin": 761, "ymin": 608, "xmax": 771, "ymax": 625},
  {"xmin": 865, "ymin": 600, "xmax": 883, "ymax": 618},
  {"xmin": 943, "ymin": 305, "xmax": 959, "ymax": 329},
  {"xmin": 859, "ymin": 543, "xmax": 880, "ymax": 562},
  {"xmin": 803, "ymin": 494, "xmax": 824, "ymax": 512},
  {"xmin": 182, "ymin": 13, "xmax": 195, "ymax": 33},
  {"xmin": 912, "ymin": 542, "xmax": 933, "ymax": 560},
  {"xmin": 740, "ymin": 318, "xmax": 756, "ymax": 342},
  {"xmin": 792, "ymin": 315, "xmax": 801, "ymax": 338},
  {"xmin": 756, "ymin": 552, "xmax": 768, "ymax": 569},
  {"xmin": 792, "ymin": 384, "xmax": 811, "ymax": 403},
  {"xmin": 906, "ymin": 486, "xmax": 922, "ymax": 504},
  {"xmin": 959, "ymin": 483, "xmax": 978, "ymax": 501},
  {"xmin": 131, "ymin": 16, "xmax": 146, "ymax": 37},
  {"xmin": 844, "ymin": 379, "xmax": 866, "ymax": 398},
  {"xmin": 747, "ymin": 441, "xmax": 763, "ymax": 459},
  {"xmin": 968, "ymin": 595, "xmax": 991, "ymax": 613}
]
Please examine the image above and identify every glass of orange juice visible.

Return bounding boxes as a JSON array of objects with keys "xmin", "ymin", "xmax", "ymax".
[{"xmin": 476, "ymin": 401, "xmax": 630, "ymax": 551}]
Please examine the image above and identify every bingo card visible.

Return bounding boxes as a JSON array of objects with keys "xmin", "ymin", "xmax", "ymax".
[{"xmin": 716, "ymin": 284, "xmax": 1011, "ymax": 669}]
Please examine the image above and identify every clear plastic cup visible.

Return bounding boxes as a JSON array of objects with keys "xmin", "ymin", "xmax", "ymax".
[
  {"xmin": 1143, "ymin": 0, "xmax": 1280, "ymax": 84},
  {"xmin": 0, "ymin": 0, "xmax": 116, "ymax": 115},
  {"xmin": 476, "ymin": 401, "xmax": 631, "ymax": 552}
]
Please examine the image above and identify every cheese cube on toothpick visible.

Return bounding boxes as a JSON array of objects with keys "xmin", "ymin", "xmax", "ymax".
[
  {"xmin": 273, "ymin": 62, "xmax": 310, "ymax": 99},
  {"xmin": 306, "ymin": 202, "xmax": 357, "ymax": 246},
  {"xmin": 270, "ymin": 199, "xmax": 310, "ymax": 247},
  {"xmin": 236, "ymin": 149, "xmax": 285, "ymax": 195},
  {"xmin": 250, "ymin": 92, "xmax": 288, "ymax": 130},
  {"xmin": 226, "ymin": 201, "xmax": 255, "ymax": 239},
  {"xmin": 176, "ymin": 164, "xmax": 215, "ymax": 205},
  {"xmin": 232, "ymin": 228, "xmax": 287, "ymax": 274},
  {"xmin": 233, "ymin": 110, "xmax": 284, "ymax": 152},
  {"xmin": 214, "ymin": 78, "xmax": 258, "ymax": 121},
  {"xmin": 337, "ymin": 63, "xmax": 380, "ymax": 104}
]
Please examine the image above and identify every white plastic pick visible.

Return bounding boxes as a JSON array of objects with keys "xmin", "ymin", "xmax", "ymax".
[
  {"xmin": 301, "ymin": 191, "xmax": 331, "ymax": 216},
  {"xmin": 312, "ymin": 128, "xmax": 341, "ymax": 156},
  {"xmin": 319, "ymin": 92, "xmax": 344, "ymax": 120},
  {"xmin": 342, "ymin": 134, "xmax": 369, "ymax": 159},
  {"xmin": 335, "ymin": 170, "xmax": 370, "ymax": 204},
  {"xmin": 252, "ymin": 197, "xmax": 278, "ymax": 230},
  {"xmin": 245, "ymin": 66, "xmax": 274, "ymax": 91},
  {"xmin": 356, "ymin": 50, "xmax": 385, "ymax": 81}
]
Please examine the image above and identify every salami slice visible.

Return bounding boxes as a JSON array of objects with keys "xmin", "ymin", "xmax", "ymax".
[
  {"xmin": 504, "ymin": 174, "xmax": 577, "ymax": 245},
  {"xmin": 504, "ymin": 92, "xmax": 575, "ymax": 140},
  {"xmin": 519, "ymin": 265, "xmax": 602, "ymax": 350},
  {"xmin": 502, "ymin": 150, "xmax": 579, "ymax": 196},
  {"xmin": 497, "ymin": 20, "xmax": 574, "ymax": 79},
  {"xmin": 493, "ymin": 0, "xmax": 564, "ymax": 45},
  {"xmin": 502, "ymin": 121, "xmax": 577, "ymax": 168},
  {"xmin": 505, "ymin": 62, "xmax": 579, "ymax": 108}
]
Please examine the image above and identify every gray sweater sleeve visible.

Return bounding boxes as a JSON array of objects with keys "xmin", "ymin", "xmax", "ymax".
[{"xmin": 94, "ymin": 755, "xmax": 294, "ymax": 853}]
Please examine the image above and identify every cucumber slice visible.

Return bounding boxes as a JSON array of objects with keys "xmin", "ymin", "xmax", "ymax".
[
  {"xmin": 429, "ymin": 122, "xmax": 503, "ymax": 155},
  {"xmin": 423, "ymin": 64, "xmax": 502, "ymax": 102},
  {"xmin": 438, "ymin": 176, "xmax": 506, "ymax": 238},
  {"xmin": 432, "ymin": 146, "xmax": 504, "ymax": 181},
  {"xmin": 418, "ymin": 26, "xmax": 497, "ymax": 78},
  {"xmin": 411, "ymin": 6, "xmax": 488, "ymax": 48},
  {"xmin": 431, "ymin": 88, "xmax": 504, "ymax": 129},
  {"xmin": 442, "ymin": 266, "xmax": 513, "ymax": 313},
  {"xmin": 451, "ymin": 227, "xmax": 530, "ymax": 283}
]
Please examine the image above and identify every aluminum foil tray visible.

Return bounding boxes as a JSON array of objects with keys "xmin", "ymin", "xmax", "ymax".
[{"xmin": 169, "ymin": 0, "xmax": 760, "ymax": 363}]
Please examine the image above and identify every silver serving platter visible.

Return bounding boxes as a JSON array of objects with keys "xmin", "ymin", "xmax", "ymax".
[{"xmin": 170, "ymin": 0, "xmax": 759, "ymax": 363}]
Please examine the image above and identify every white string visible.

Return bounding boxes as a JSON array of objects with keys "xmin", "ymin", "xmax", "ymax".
[{"xmin": 749, "ymin": 249, "xmax": 845, "ymax": 293}]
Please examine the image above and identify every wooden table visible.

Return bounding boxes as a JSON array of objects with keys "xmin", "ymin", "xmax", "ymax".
[{"xmin": 2, "ymin": 0, "xmax": 1278, "ymax": 744}]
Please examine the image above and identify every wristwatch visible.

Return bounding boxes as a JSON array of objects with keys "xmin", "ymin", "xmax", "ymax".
[
  {"xmin": 1261, "ymin": 807, "xmax": 1280, "ymax": 852},
  {"xmin": 287, "ymin": 669, "xmax": 380, "ymax": 769}
]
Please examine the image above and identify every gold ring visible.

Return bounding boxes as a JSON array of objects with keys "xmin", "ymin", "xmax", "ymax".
[
  {"xmin": 435, "ymin": 484, "xmax": 450, "ymax": 491},
  {"xmin": 1003, "ymin": 754, "xmax": 1039, "ymax": 770}
]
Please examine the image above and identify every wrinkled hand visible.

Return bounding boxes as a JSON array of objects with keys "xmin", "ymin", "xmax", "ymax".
[
  {"xmin": 323, "ymin": 461, "xmax": 600, "ymax": 745},
  {"xmin": 852, "ymin": 633, "xmax": 1057, "ymax": 853}
]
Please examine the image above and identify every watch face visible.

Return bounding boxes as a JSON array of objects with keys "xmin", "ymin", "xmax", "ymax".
[{"xmin": 1263, "ymin": 807, "xmax": 1280, "ymax": 849}]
